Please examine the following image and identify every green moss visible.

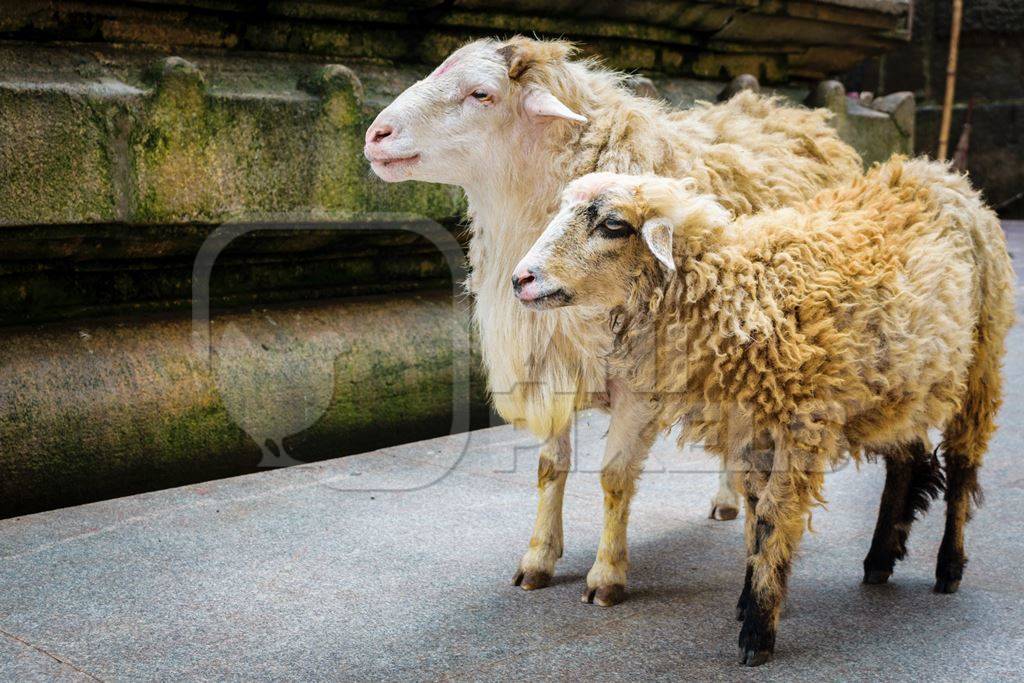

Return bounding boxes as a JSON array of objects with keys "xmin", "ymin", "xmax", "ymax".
[
  {"xmin": 128, "ymin": 58, "xmax": 464, "ymax": 224},
  {"xmin": 0, "ymin": 294, "xmax": 486, "ymax": 516},
  {"xmin": 0, "ymin": 89, "xmax": 119, "ymax": 225}
]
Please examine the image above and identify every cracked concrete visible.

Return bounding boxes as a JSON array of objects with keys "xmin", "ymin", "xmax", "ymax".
[{"xmin": 1, "ymin": 223, "xmax": 1023, "ymax": 681}]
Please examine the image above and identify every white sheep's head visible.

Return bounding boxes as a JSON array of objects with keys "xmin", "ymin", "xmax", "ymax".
[
  {"xmin": 512, "ymin": 173, "xmax": 730, "ymax": 310},
  {"xmin": 364, "ymin": 36, "xmax": 587, "ymax": 186}
]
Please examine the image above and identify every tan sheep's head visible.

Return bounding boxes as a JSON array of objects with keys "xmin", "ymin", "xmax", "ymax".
[
  {"xmin": 364, "ymin": 36, "xmax": 587, "ymax": 187},
  {"xmin": 512, "ymin": 173, "xmax": 730, "ymax": 310}
]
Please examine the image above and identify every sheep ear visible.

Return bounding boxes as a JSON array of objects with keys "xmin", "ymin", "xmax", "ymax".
[
  {"xmin": 641, "ymin": 219, "xmax": 676, "ymax": 271},
  {"xmin": 523, "ymin": 87, "xmax": 587, "ymax": 124},
  {"xmin": 498, "ymin": 43, "xmax": 533, "ymax": 80},
  {"xmin": 498, "ymin": 37, "xmax": 575, "ymax": 80}
]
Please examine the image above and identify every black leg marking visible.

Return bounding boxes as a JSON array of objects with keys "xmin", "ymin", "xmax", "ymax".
[
  {"xmin": 736, "ymin": 493, "xmax": 759, "ymax": 622},
  {"xmin": 864, "ymin": 441, "xmax": 944, "ymax": 584},
  {"xmin": 738, "ymin": 517, "xmax": 783, "ymax": 667},
  {"xmin": 736, "ymin": 563, "xmax": 753, "ymax": 621},
  {"xmin": 936, "ymin": 452, "xmax": 981, "ymax": 594}
]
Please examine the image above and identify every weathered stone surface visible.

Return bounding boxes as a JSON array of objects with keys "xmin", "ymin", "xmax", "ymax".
[
  {"xmin": 805, "ymin": 79, "xmax": 848, "ymax": 110},
  {"xmin": 839, "ymin": 98, "xmax": 913, "ymax": 165},
  {"xmin": 0, "ymin": 222, "xmax": 464, "ymax": 324},
  {"xmin": 801, "ymin": 81, "xmax": 912, "ymax": 165},
  {"xmin": 870, "ymin": 91, "xmax": 914, "ymax": 137},
  {"xmin": 935, "ymin": 0, "xmax": 1024, "ymax": 35},
  {"xmin": 132, "ymin": 56, "xmax": 370, "ymax": 224},
  {"xmin": 0, "ymin": 290, "xmax": 491, "ymax": 517},
  {"xmin": 690, "ymin": 52, "xmax": 784, "ymax": 83},
  {"xmin": 0, "ymin": 46, "xmax": 466, "ymax": 228},
  {"xmin": 0, "ymin": 85, "xmax": 123, "ymax": 225}
]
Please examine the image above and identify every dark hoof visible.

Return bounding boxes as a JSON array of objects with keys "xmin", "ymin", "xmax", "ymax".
[
  {"xmin": 739, "ymin": 648, "xmax": 773, "ymax": 667},
  {"xmin": 934, "ymin": 557, "xmax": 964, "ymax": 594},
  {"xmin": 738, "ymin": 605, "xmax": 776, "ymax": 667},
  {"xmin": 863, "ymin": 569, "xmax": 892, "ymax": 585},
  {"xmin": 582, "ymin": 584, "xmax": 627, "ymax": 607},
  {"xmin": 513, "ymin": 569, "xmax": 551, "ymax": 591},
  {"xmin": 710, "ymin": 504, "xmax": 740, "ymax": 521}
]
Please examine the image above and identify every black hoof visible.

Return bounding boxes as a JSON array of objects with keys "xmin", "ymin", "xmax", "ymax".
[
  {"xmin": 863, "ymin": 568, "xmax": 892, "ymax": 585},
  {"xmin": 738, "ymin": 609, "xmax": 776, "ymax": 667},
  {"xmin": 934, "ymin": 556, "xmax": 964, "ymax": 594},
  {"xmin": 738, "ymin": 647, "xmax": 773, "ymax": 667}
]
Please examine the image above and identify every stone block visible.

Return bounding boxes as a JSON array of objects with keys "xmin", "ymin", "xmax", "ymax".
[
  {"xmin": 0, "ymin": 84, "xmax": 125, "ymax": 226},
  {"xmin": 870, "ymin": 91, "xmax": 914, "ymax": 137}
]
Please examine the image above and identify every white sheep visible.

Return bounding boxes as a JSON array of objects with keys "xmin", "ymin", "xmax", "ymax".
[
  {"xmin": 511, "ymin": 157, "xmax": 1014, "ymax": 665},
  {"xmin": 365, "ymin": 35, "xmax": 863, "ymax": 605}
]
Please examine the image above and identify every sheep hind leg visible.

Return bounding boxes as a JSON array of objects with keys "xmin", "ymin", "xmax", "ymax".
[
  {"xmin": 934, "ymin": 451, "xmax": 981, "ymax": 594},
  {"xmin": 935, "ymin": 321, "xmax": 1004, "ymax": 594},
  {"xmin": 514, "ymin": 428, "xmax": 571, "ymax": 591},
  {"xmin": 582, "ymin": 390, "xmax": 659, "ymax": 607},
  {"xmin": 863, "ymin": 440, "xmax": 944, "ymax": 585}
]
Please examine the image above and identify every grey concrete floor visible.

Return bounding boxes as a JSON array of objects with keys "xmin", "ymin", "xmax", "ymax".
[{"xmin": 3, "ymin": 223, "xmax": 1024, "ymax": 681}]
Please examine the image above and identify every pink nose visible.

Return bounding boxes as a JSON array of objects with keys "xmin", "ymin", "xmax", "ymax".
[
  {"xmin": 511, "ymin": 267, "xmax": 537, "ymax": 292},
  {"xmin": 365, "ymin": 123, "xmax": 394, "ymax": 146}
]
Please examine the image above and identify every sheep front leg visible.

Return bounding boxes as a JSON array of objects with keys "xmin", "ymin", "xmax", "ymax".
[
  {"xmin": 737, "ymin": 434, "xmax": 827, "ymax": 666},
  {"xmin": 582, "ymin": 389, "xmax": 659, "ymax": 607},
  {"xmin": 513, "ymin": 428, "xmax": 571, "ymax": 591},
  {"xmin": 735, "ymin": 465, "xmax": 770, "ymax": 622}
]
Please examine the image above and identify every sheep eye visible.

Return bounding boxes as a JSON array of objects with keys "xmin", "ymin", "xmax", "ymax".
[
  {"xmin": 470, "ymin": 90, "xmax": 493, "ymax": 103},
  {"xmin": 596, "ymin": 218, "xmax": 635, "ymax": 239}
]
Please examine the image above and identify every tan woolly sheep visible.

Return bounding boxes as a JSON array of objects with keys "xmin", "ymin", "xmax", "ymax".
[
  {"xmin": 365, "ymin": 35, "xmax": 863, "ymax": 604},
  {"xmin": 512, "ymin": 157, "xmax": 1014, "ymax": 666}
]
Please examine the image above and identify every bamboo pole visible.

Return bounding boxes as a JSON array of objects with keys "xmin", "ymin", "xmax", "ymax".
[{"xmin": 937, "ymin": 0, "xmax": 964, "ymax": 161}]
